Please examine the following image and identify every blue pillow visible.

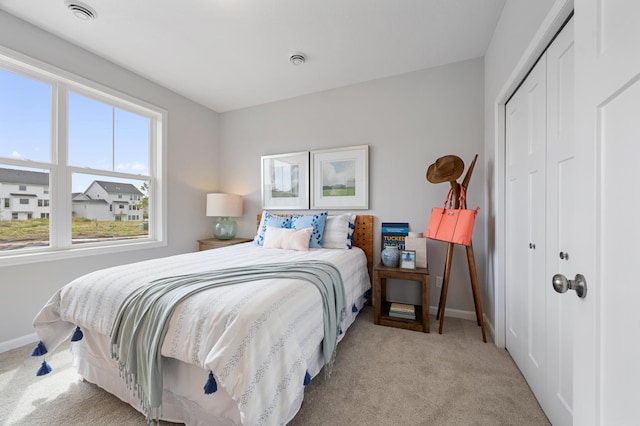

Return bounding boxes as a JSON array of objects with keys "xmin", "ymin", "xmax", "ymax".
[
  {"xmin": 255, "ymin": 211, "xmax": 292, "ymax": 246},
  {"xmin": 291, "ymin": 212, "xmax": 328, "ymax": 248}
]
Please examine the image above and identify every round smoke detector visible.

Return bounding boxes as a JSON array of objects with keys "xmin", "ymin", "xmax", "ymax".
[
  {"xmin": 289, "ymin": 52, "xmax": 306, "ymax": 66},
  {"xmin": 66, "ymin": 1, "xmax": 97, "ymax": 21}
]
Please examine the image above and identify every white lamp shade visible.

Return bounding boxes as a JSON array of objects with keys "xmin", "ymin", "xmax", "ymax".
[{"xmin": 206, "ymin": 193, "xmax": 243, "ymax": 217}]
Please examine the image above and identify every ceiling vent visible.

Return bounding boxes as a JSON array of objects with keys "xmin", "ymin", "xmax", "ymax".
[
  {"xmin": 289, "ymin": 52, "xmax": 306, "ymax": 66},
  {"xmin": 66, "ymin": 2, "xmax": 97, "ymax": 21}
]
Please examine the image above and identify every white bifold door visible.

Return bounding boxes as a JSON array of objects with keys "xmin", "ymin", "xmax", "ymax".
[
  {"xmin": 508, "ymin": 1, "xmax": 640, "ymax": 423},
  {"xmin": 505, "ymin": 17, "xmax": 575, "ymax": 426}
]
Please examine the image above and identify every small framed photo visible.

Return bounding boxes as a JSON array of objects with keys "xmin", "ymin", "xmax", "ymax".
[{"xmin": 400, "ymin": 250, "xmax": 416, "ymax": 269}]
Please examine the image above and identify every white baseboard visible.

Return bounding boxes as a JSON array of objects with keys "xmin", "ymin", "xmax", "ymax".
[
  {"xmin": 0, "ymin": 333, "xmax": 37, "ymax": 354},
  {"xmin": 428, "ymin": 305, "xmax": 477, "ymax": 321},
  {"xmin": 427, "ymin": 307, "xmax": 498, "ymax": 345},
  {"xmin": 483, "ymin": 315, "xmax": 497, "ymax": 345}
]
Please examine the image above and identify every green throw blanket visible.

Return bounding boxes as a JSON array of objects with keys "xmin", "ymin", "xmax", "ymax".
[{"xmin": 110, "ymin": 260, "xmax": 346, "ymax": 423}]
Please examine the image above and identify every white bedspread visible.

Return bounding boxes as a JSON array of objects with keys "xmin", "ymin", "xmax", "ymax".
[{"xmin": 33, "ymin": 243, "xmax": 370, "ymax": 425}]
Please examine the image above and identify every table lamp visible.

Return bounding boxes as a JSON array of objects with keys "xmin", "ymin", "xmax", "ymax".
[{"xmin": 206, "ymin": 193, "xmax": 243, "ymax": 240}]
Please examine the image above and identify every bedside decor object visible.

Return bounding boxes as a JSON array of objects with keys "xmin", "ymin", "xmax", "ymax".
[
  {"xmin": 389, "ymin": 302, "xmax": 416, "ymax": 320},
  {"xmin": 381, "ymin": 222, "xmax": 409, "ymax": 250},
  {"xmin": 206, "ymin": 193, "xmax": 243, "ymax": 240},
  {"xmin": 381, "ymin": 245, "xmax": 401, "ymax": 267},
  {"xmin": 400, "ymin": 250, "xmax": 416, "ymax": 269},
  {"xmin": 405, "ymin": 233, "xmax": 428, "ymax": 268}
]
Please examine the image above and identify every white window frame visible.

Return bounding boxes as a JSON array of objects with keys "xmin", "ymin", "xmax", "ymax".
[{"xmin": 0, "ymin": 46, "xmax": 167, "ymax": 267}]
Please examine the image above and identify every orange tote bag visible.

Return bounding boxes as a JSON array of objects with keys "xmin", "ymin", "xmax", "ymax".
[{"xmin": 426, "ymin": 187, "xmax": 479, "ymax": 246}]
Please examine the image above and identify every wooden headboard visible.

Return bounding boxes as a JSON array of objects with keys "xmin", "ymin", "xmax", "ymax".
[{"xmin": 256, "ymin": 214, "xmax": 374, "ymax": 281}]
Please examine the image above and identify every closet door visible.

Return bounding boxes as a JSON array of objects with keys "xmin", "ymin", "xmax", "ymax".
[
  {"xmin": 505, "ymin": 18, "xmax": 575, "ymax": 426},
  {"xmin": 573, "ymin": 1, "xmax": 640, "ymax": 423},
  {"xmin": 544, "ymin": 18, "xmax": 575, "ymax": 425},
  {"xmin": 505, "ymin": 52, "xmax": 547, "ymax": 401}
]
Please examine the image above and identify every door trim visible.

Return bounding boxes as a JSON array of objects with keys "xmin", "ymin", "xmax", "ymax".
[{"xmin": 491, "ymin": 0, "xmax": 574, "ymax": 348}]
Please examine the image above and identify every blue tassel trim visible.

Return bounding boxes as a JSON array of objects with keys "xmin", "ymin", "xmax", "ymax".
[
  {"xmin": 31, "ymin": 341, "xmax": 48, "ymax": 356},
  {"xmin": 352, "ymin": 304, "xmax": 358, "ymax": 313},
  {"xmin": 71, "ymin": 326, "xmax": 84, "ymax": 342},
  {"xmin": 303, "ymin": 370, "xmax": 311, "ymax": 386},
  {"xmin": 339, "ymin": 328, "xmax": 343, "ymax": 335},
  {"xmin": 363, "ymin": 289, "xmax": 372, "ymax": 300},
  {"xmin": 36, "ymin": 359, "xmax": 52, "ymax": 376},
  {"xmin": 203, "ymin": 371, "xmax": 217, "ymax": 394}
]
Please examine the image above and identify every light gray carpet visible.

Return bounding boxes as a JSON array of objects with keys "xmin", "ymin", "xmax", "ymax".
[{"xmin": 0, "ymin": 307, "xmax": 549, "ymax": 425}]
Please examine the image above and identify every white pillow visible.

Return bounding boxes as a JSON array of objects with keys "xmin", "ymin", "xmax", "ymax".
[
  {"xmin": 263, "ymin": 226, "xmax": 313, "ymax": 251},
  {"xmin": 321, "ymin": 214, "xmax": 354, "ymax": 249}
]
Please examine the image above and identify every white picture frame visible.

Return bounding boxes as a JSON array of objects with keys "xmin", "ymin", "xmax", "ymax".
[
  {"xmin": 261, "ymin": 151, "xmax": 310, "ymax": 210},
  {"xmin": 310, "ymin": 145, "xmax": 369, "ymax": 210}
]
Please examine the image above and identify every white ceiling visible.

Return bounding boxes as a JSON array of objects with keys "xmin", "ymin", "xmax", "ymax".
[{"xmin": 0, "ymin": 0, "xmax": 506, "ymax": 113}]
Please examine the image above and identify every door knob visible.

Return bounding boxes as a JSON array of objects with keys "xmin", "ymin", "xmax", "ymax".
[{"xmin": 552, "ymin": 273, "xmax": 587, "ymax": 299}]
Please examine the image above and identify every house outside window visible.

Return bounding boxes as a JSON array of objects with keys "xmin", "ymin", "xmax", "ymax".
[{"xmin": 0, "ymin": 52, "xmax": 165, "ymax": 259}]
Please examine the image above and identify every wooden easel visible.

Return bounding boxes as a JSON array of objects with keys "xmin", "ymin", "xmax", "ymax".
[{"xmin": 435, "ymin": 154, "xmax": 487, "ymax": 342}]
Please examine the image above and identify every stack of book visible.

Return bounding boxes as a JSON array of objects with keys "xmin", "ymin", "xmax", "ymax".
[{"xmin": 389, "ymin": 302, "xmax": 416, "ymax": 320}]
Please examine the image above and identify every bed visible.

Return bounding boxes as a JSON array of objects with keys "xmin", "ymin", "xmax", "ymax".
[{"xmin": 31, "ymin": 213, "xmax": 374, "ymax": 425}]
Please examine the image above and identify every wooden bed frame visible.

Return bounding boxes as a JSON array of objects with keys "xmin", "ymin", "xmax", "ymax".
[{"xmin": 256, "ymin": 214, "xmax": 374, "ymax": 281}]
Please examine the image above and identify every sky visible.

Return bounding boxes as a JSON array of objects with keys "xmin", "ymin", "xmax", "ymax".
[
  {"xmin": 0, "ymin": 67, "xmax": 150, "ymax": 193},
  {"xmin": 321, "ymin": 159, "xmax": 356, "ymax": 186}
]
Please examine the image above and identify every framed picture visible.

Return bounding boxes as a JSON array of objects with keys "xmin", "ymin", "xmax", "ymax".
[
  {"xmin": 400, "ymin": 250, "xmax": 416, "ymax": 269},
  {"xmin": 310, "ymin": 145, "xmax": 369, "ymax": 209},
  {"xmin": 261, "ymin": 151, "xmax": 309, "ymax": 210}
]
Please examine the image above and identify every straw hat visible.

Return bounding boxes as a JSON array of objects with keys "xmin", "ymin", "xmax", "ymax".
[{"xmin": 426, "ymin": 155, "xmax": 464, "ymax": 183}]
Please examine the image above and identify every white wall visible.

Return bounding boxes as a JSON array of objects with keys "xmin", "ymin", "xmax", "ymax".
[
  {"xmin": 483, "ymin": 0, "xmax": 565, "ymax": 341},
  {"xmin": 0, "ymin": 11, "xmax": 219, "ymax": 350},
  {"xmin": 219, "ymin": 58, "xmax": 485, "ymax": 319}
]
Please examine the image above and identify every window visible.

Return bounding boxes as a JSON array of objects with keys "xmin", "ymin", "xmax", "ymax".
[{"xmin": 0, "ymin": 53, "xmax": 165, "ymax": 259}]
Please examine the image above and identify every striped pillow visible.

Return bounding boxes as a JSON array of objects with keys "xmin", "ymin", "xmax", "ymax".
[{"xmin": 321, "ymin": 214, "xmax": 355, "ymax": 249}]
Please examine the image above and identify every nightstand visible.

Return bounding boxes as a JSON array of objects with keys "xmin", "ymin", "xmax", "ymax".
[
  {"xmin": 198, "ymin": 237, "xmax": 253, "ymax": 251},
  {"xmin": 373, "ymin": 262, "xmax": 430, "ymax": 333}
]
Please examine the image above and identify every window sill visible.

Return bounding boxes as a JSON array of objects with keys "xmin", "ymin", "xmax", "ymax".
[{"xmin": 0, "ymin": 238, "xmax": 167, "ymax": 267}]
